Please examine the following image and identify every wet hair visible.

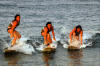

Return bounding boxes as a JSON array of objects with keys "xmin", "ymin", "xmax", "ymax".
[
  {"xmin": 46, "ymin": 22, "xmax": 52, "ymax": 27},
  {"xmin": 14, "ymin": 14, "xmax": 20, "ymax": 26},
  {"xmin": 75, "ymin": 25, "xmax": 83, "ymax": 36},
  {"xmin": 76, "ymin": 25, "xmax": 82, "ymax": 31},
  {"xmin": 45, "ymin": 22, "xmax": 52, "ymax": 33},
  {"xmin": 14, "ymin": 14, "xmax": 20, "ymax": 20}
]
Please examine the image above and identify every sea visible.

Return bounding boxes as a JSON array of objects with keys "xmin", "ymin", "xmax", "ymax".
[{"xmin": 0, "ymin": 0, "xmax": 100, "ymax": 66}]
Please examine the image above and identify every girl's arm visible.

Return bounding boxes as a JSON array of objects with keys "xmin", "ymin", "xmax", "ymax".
[{"xmin": 52, "ymin": 26, "xmax": 56, "ymax": 41}]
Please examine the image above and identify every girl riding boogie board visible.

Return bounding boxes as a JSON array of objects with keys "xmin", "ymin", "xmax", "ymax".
[
  {"xmin": 69, "ymin": 25, "xmax": 83, "ymax": 49},
  {"xmin": 41, "ymin": 22, "xmax": 56, "ymax": 48},
  {"xmin": 7, "ymin": 14, "xmax": 21, "ymax": 47}
]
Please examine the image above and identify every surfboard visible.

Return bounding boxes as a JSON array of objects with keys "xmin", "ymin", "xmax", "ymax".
[
  {"xmin": 36, "ymin": 41, "xmax": 57, "ymax": 53},
  {"xmin": 42, "ymin": 47, "xmax": 55, "ymax": 53},
  {"xmin": 42, "ymin": 43, "xmax": 57, "ymax": 53},
  {"xmin": 68, "ymin": 46, "xmax": 80, "ymax": 51},
  {"xmin": 3, "ymin": 48, "xmax": 18, "ymax": 55}
]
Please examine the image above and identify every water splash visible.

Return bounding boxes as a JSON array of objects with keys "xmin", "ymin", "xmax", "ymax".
[
  {"xmin": 61, "ymin": 31, "xmax": 94, "ymax": 49},
  {"xmin": 5, "ymin": 37, "xmax": 35, "ymax": 55}
]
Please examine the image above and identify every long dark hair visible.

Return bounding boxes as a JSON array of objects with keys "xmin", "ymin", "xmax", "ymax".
[
  {"xmin": 14, "ymin": 14, "xmax": 20, "ymax": 26},
  {"xmin": 75, "ymin": 25, "xmax": 82, "ymax": 36},
  {"xmin": 46, "ymin": 22, "xmax": 52, "ymax": 33}
]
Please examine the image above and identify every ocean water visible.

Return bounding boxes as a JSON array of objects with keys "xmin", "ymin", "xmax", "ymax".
[{"xmin": 0, "ymin": 0, "xmax": 100, "ymax": 66}]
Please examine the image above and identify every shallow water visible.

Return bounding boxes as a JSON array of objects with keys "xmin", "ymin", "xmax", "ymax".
[
  {"xmin": 0, "ymin": 0, "xmax": 100, "ymax": 66},
  {"xmin": 0, "ymin": 44, "xmax": 100, "ymax": 66}
]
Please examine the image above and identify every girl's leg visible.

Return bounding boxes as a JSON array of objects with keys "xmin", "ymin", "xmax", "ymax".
[
  {"xmin": 47, "ymin": 34, "xmax": 52, "ymax": 47},
  {"xmin": 47, "ymin": 34, "xmax": 52, "ymax": 44},
  {"xmin": 15, "ymin": 30, "xmax": 21, "ymax": 40},
  {"xmin": 11, "ymin": 37, "xmax": 16, "ymax": 46},
  {"xmin": 11, "ymin": 30, "xmax": 21, "ymax": 46}
]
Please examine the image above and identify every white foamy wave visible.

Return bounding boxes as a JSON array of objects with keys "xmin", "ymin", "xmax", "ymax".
[
  {"xmin": 62, "ymin": 41, "xmax": 92, "ymax": 49},
  {"xmin": 6, "ymin": 37, "xmax": 35, "ymax": 55},
  {"xmin": 81, "ymin": 31, "xmax": 93, "ymax": 48},
  {"xmin": 63, "ymin": 44, "xmax": 69, "ymax": 48},
  {"xmin": 80, "ymin": 42, "xmax": 93, "ymax": 48}
]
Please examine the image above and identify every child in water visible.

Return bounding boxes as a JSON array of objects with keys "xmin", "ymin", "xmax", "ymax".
[
  {"xmin": 69, "ymin": 25, "xmax": 83, "ymax": 48},
  {"xmin": 41, "ymin": 22, "xmax": 56, "ymax": 47},
  {"xmin": 7, "ymin": 14, "xmax": 21, "ymax": 47}
]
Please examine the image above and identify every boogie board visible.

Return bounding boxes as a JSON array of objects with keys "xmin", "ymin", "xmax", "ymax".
[
  {"xmin": 42, "ymin": 47, "xmax": 55, "ymax": 53},
  {"xmin": 68, "ymin": 45, "xmax": 80, "ymax": 51},
  {"xmin": 36, "ymin": 41, "xmax": 57, "ymax": 53},
  {"xmin": 42, "ymin": 43, "xmax": 57, "ymax": 53},
  {"xmin": 3, "ymin": 48, "xmax": 18, "ymax": 55}
]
